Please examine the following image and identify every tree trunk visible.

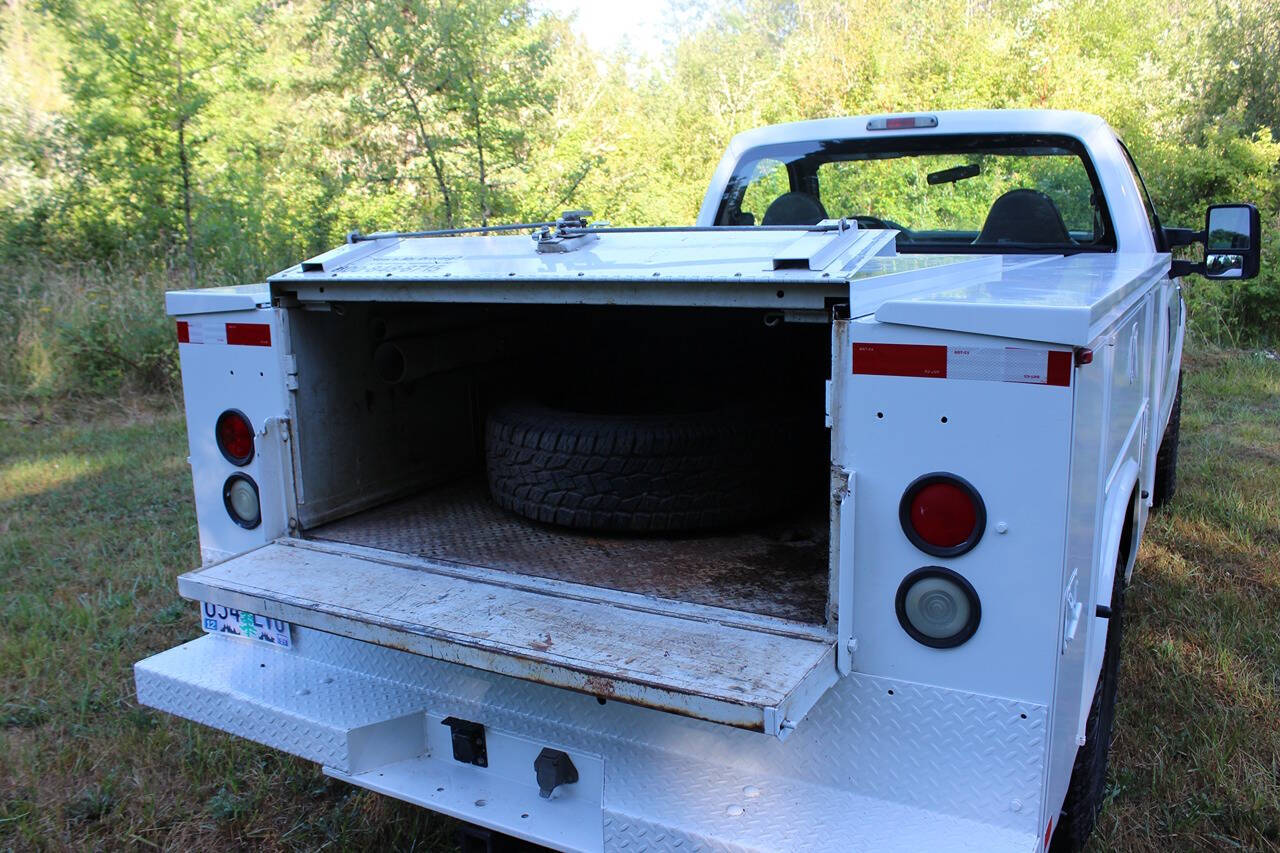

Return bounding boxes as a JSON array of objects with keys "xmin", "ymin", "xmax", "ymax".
[
  {"xmin": 176, "ymin": 26, "xmax": 197, "ymax": 285},
  {"xmin": 177, "ymin": 116, "xmax": 197, "ymax": 285},
  {"xmin": 468, "ymin": 74, "xmax": 489, "ymax": 226}
]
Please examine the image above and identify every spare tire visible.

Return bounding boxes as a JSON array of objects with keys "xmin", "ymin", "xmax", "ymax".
[{"xmin": 485, "ymin": 400, "xmax": 821, "ymax": 532}]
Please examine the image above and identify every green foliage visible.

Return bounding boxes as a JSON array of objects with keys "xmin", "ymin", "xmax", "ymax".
[
  {"xmin": 317, "ymin": 0, "xmax": 560, "ymax": 228},
  {"xmin": 0, "ymin": 0, "xmax": 1279, "ymax": 396},
  {"xmin": 52, "ymin": 0, "xmax": 269, "ymax": 273}
]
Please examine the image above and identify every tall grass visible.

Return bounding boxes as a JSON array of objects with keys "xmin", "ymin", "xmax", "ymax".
[
  {"xmin": 1, "ymin": 256, "xmax": 203, "ymax": 399},
  {"xmin": 0, "ymin": 251, "xmax": 1264, "ymax": 402}
]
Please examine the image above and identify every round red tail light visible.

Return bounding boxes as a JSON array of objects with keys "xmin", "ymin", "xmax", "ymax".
[
  {"xmin": 215, "ymin": 410, "xmax": 255, "ymax": 466},
  {"xmin": 899, "ymin": 473, "xmax": 985, "ymax": 557}
]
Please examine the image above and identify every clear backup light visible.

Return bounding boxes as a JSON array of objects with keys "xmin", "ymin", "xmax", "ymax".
[
  {"xmin": 896, "ymin": 567, "xmax": 981, "ymax": 648},
  {"xmin": 223, "ymin": 474, "xmax": 261, "ymax": 529},
  {"xmin": 215, "ymin": 410, "xmax": 255, "ymax": 466},
  {"xmin": 899, "ymin": 473, "xmax": 986, "ymax": 557}
]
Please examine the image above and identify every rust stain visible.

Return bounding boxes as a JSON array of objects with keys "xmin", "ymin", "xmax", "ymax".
[
  {"xmin": 583, "ymin": 675, "xmax": 617, "ymax": 698},
  {"xmin": 529, "ymin": 632, "xmax": 554, "ymax": 652}
]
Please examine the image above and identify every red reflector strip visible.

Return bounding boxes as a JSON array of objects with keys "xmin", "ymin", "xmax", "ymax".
[
  {"xmin": 853, "ymin": 343, "xmax": 947, "ymax": 378},
  {"xmin": 853, "ymin": 343, "xmax": 1072, "ymax": 387},
  {"xmin": 225, "ymin": 323, "xmax": 272, "ymax": 347},
  {"xmin": 174, "ymin": 319, "xmax": 272, "ymax": 346},
  {"xmin": 1046, "ymin": 350, "xmax": 1072, "ymax": 387}
]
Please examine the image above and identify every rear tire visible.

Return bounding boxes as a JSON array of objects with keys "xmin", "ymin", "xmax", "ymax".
[
  {"xmin": 1152, "ymin": 371, "xmax": 1182, "ymax": 510},
  {"xmin": 484, "ymin": 400, "xmax": 820, "ymax": 533},
  {"xmin": 1050, "ymin": 561, "xmax": 1128, "ymax": 852}
]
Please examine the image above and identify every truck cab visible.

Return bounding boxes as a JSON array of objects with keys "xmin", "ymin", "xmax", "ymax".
[{"xmin": 136, "ymin": 110, "xmax": 1259, "ymax": 852}]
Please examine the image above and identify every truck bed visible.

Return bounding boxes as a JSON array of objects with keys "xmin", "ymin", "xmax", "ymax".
[{"xmin": 305, "ymin": 475, "xmax": 829, "ymax": 625}]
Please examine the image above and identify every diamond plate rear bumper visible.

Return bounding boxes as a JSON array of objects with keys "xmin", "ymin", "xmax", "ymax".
[{"xmin": 136, "ymin": 627, "xmax": 1046, "ymax": 852}]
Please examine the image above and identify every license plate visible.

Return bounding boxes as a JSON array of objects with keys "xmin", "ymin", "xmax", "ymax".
[{"xmin": 201, "ymin": 602, "xmax": 292, "ymax": 648}]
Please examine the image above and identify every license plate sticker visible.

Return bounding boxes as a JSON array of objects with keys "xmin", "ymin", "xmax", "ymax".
[{"xmin": 201, "ymin": 603, "xmax": 292, "ymax": 648}]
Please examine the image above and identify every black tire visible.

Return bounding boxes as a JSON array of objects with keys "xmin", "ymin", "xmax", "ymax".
[
  {"xmin": 1152, "ymin": 371, "xmax": 1182, "ymax": 510},
  {"xmin": 1050, "ymin": 562, "xmax": 1128, "ymax": 853},
  {"xmin": 484, "ymin": 400, "xmax": 820, "ymax": 532}
]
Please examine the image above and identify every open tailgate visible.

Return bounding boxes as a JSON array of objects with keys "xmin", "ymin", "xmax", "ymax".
[{"xmin": 178, "ymin": 540, "xmax": 837, "ymax": 738}]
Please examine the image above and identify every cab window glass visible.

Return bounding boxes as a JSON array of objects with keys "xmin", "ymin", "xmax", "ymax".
[
  {"xmin": 737, "ymin": 159, "xmax": 790, "ymax": 226},
  {"xmin": 713, "ymin": 134, "xmax": 1116, "ymax": 253},
  {"xmin": 816, "ymin": 152, "xmax": 1097, "ymax": 237}
]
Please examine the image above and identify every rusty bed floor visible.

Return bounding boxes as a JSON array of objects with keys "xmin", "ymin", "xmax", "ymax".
[{"xmin": 306, "ymin": 476, "xmax": 829, "ymax": 624}]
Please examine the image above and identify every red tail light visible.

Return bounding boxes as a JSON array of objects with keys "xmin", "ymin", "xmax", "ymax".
[
  {"xmin": 899, "ymin": 473, "xmax": 985, "ymax": 557},
  {"xmin": 215, "ymin": 410, "xmax": 255, "ymax": 466}
]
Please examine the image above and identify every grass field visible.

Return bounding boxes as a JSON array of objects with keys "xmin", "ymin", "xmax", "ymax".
[{"xmin": 0, "ymin": 349, "xmax": 1277, "ymax": 851}]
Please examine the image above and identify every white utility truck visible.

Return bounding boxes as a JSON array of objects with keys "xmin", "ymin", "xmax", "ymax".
[{"xmin": 136, "ymin": 111, "xmax": 1261, "ymax": 852}]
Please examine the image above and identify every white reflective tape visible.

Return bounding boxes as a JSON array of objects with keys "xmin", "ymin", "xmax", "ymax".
[
  {"xmin": 946, "ymin": 347, "xmax": 1057, "ymax": 385},
  {"xmin": 185, "ymin": 319, "xmax": 227, "ymax": 345}
]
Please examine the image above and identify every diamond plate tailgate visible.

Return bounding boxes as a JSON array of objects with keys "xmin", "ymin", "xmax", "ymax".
[{"xmin": 176, "ymin": 539, "xmax": 838, "ymax": 737}]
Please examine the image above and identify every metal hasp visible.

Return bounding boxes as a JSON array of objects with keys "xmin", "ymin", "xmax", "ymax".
[
  {"xmin": 533, "ymin": 209, "xmax": 599, "ymax": 253},
  {"xmin": 533, "ymin": 748, "xmax": 579, "ymax": 799},
  {"xmin": 442, "ymin": 717, "xmax": 488, "ymax": 767}
]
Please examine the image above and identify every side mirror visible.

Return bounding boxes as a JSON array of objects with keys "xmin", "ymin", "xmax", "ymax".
[{"xmin": 1203, "ymin": 203, "xmax": 1261, "ymax": 280}]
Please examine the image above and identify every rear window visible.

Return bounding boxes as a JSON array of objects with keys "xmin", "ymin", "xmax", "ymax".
[{"xmin": 713, "ymin": 134, "xmax": 1115, "ymax": 253}]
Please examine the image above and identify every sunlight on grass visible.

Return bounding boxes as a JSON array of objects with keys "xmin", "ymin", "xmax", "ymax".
[{"xmin": 0, "ymin": 454, "xmax": 104, "ymax": 501}]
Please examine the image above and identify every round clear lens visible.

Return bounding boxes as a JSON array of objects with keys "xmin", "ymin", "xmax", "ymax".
[
  {"xmin": 904, "ymin": 575, "xmax": 971, "ymax": 639},
  {"xmin": 229, "ymin": 479, "xmax": 259, "ymax": 519},
  {"xmin": 223, "ymin": 474, "xmax": 261, "ymax": 528}
]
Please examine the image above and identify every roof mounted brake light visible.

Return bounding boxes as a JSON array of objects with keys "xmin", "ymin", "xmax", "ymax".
[{"xmin": 867, "ymin": 115, "xmax": 939, "ymax": 131}]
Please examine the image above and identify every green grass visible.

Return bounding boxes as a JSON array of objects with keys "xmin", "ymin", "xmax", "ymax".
[
  {"xmin": 1095, "ymin": 349, "xmax": 1280, "ymax": 851},
  {"xmin": 0, "ymin": 398, "xmax": 456, "ymax": 850},
  {"xmin": 0, "ymin": 351, "xmax": 1277, "ymax": 851}
]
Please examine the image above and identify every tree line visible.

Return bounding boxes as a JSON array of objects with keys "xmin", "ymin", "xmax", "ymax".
[{"xmin": 0, "ymin": 0, "xmax": 1277, "ymax": 393}]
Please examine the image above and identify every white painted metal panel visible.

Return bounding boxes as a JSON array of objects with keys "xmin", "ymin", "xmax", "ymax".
[
  {"xmin": 172, "ymin": 306, "xmax": 292, "ymax": 564},
  {"xmin": 137, "ymin": 626, "xmax": 1047, "ymax": 851},
  {"xmin": 270, "ymin": 231, "xmax": 1170, "ymax": 347},
  {"xmin": 271, "ymin": 227, "xmax": 896, "ymax": 288},
  {"xmin": 175, "ymin": 540, "xmax": 838, "ymax": 737},
  {"xmin": 831, "ymin": 318, "xmax": 1075, "ymax": 705},
  {"xmin": 1042, "ymin": 346, "xmax": 1108, "ymax": 835},
  {"xmin": 165, "ymin": 283, "xmax": 269, "ymax": 316},
  {"xmin": 873, "ymin": 254, "xmax": 1169, "ymax": 346}
]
